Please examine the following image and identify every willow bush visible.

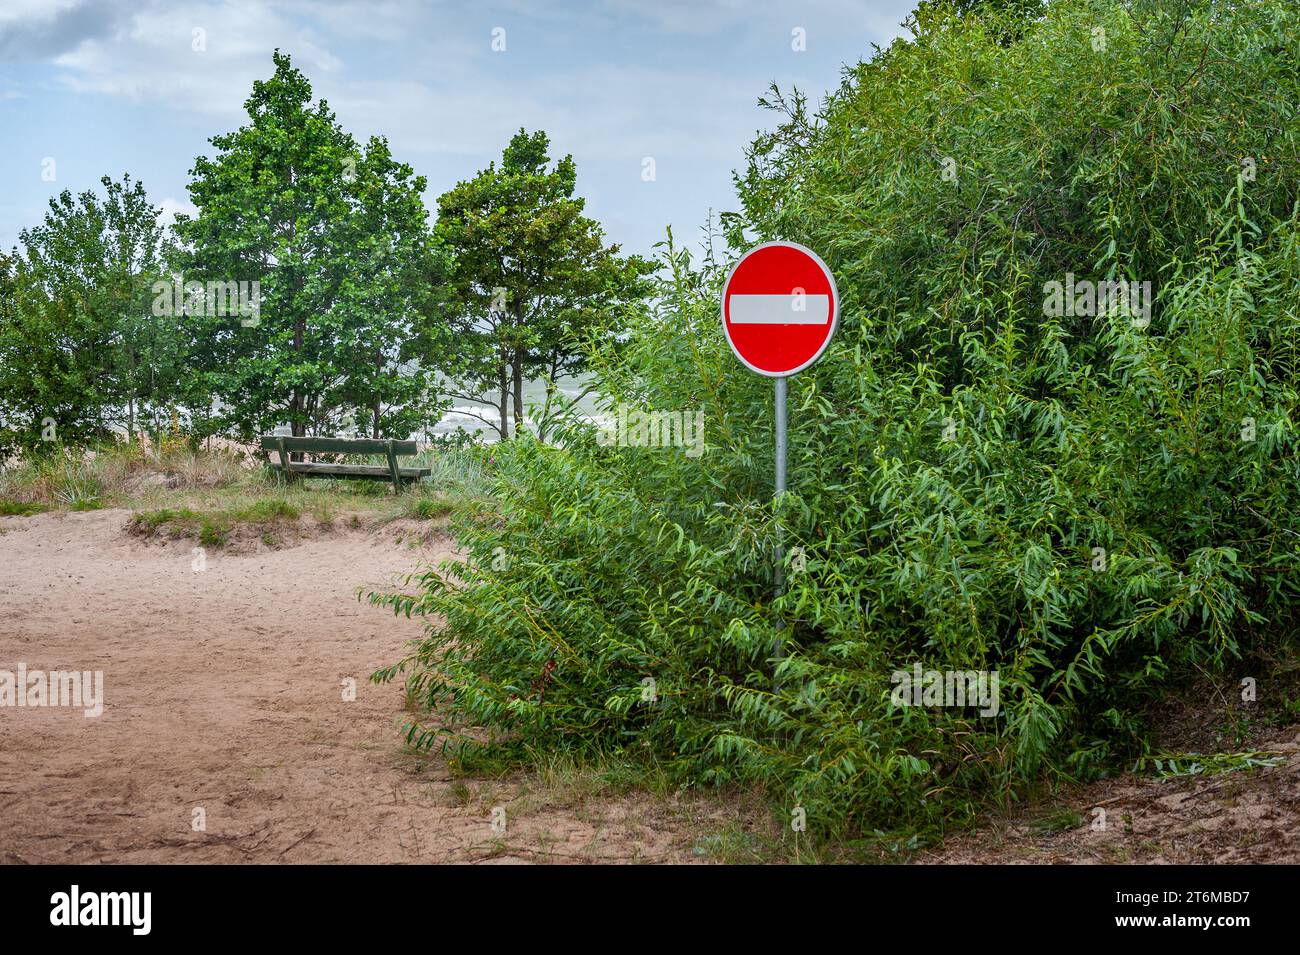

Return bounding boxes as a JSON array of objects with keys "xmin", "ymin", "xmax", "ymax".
[{"xmin": 374, "ymin": 0, "xmax": 1300, "ymax": 840}]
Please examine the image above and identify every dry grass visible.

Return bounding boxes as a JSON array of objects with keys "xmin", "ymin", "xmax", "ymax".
[
  {"xmin": 0, "ymin": 439, "xmax": 249, "ymax": 511},
  {"xmin": 0, "ymin": 439, "xmax": 472, "ymax": 536}
]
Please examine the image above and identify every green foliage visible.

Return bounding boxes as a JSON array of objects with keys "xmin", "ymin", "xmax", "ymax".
[
  {"xmin": 0, "ymin": 448, "xmax": 110, "ymax": 510},
  {"xmin": 0, "ymin": 175, "xmax": 177, "ymax": 457},
  {"xmin": 433, "ymin": 128, "xmax": 654, "ymax": 439},
  {"xmin": 913, "ymin": 0, "xmax": 1047, "ymax": 42},
  {"xmin": 408, "ymin": 495, "xmax": 454, "ymax": 520},
  {"xmin": 414, "ymin": 445, "xmax": 494, "ymax": 499},
  {"xmin": 374, "ymin": 0, "xmax": 1300, "ymax": 839},
  {"xmin": 174, "ymin": 50, "xmax": 447, "ymax": 442},
  {"xmin": 1138, "ymin": 751, "xmax": 1286, "ymax": 778},
  {"xmin": 0, "ymin": 499, "xmax": 48, "ymax": 516},
  {"xmin": 1029, "ymin": 807, "xmax": 1086, "ymax": 834},
  {"xmin": 130, "ymin": 497, "xmax": 301, "ymax": 546}
]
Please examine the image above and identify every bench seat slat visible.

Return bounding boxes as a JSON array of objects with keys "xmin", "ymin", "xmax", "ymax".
[
  {"xmin": 258, "ymin": 436, "xmax": 419, "ymax": 456},
  {"xmin": 271, "ymin": 462, "xmax": 431, "ymax": 480}
]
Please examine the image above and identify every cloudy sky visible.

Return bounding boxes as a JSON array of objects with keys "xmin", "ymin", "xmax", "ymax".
[{"xmin": 0, "ymin": 0, "xmax": 915, "ymax": 258}]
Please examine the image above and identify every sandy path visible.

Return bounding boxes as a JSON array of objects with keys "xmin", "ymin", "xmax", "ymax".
[{"xmin": 0, "ymin": 509, "xmax": 710, "ymax": 864}]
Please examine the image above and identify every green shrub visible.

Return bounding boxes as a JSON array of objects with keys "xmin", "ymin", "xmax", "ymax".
[
  {"xmin": 408, "ymin": 496, "xmax": 454, "ymax": 520},
  {"xmin": 373, "ymin": 0, "xmax": 1300, "ymax": 842},
  {"xmin": 133, "ymin": 506, "xmax": 202, "ymax": 531},
  {"xmin": 0, "ymin": 499, "xmax": 48, "ymax": 516},
  {"xmin": 232, "ymin": 498, "xmax": 301, "ymax": 522},
  {"xmin": 130, "ymin": 497, "xmax": 299, "ymax": 546}
]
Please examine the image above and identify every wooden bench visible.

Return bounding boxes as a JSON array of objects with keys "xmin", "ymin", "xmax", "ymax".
[{"xmin": 259, "ymin": 435, "xmax": 430, "ymax": 489}]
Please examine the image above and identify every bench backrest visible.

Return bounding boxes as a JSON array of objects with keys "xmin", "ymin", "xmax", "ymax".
[{"xmin": 258, "ymin": 435, "xmax": 419, "ymax": 456}]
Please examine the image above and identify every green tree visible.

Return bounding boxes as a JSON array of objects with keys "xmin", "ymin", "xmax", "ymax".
[
  {"xmin": 174, "ymin": 51, "xmax": 445, "ymax": 441},
  {"xmin": 0, "ymin": 174, "xmax": 172, "ymax": 457},
  {"xmin": 433, "ymin": 129, "xmax": 652, "ymax": 440},
  {"xmin": 912, "ymin": 0, "xmax": 1045, "ymax": 44}
]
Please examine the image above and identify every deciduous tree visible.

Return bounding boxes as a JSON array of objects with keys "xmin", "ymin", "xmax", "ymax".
[
  {"xmin": 433, "ymin": 129, "xmax": 652, "ymax": 440},
  {"xmin": 174, "ymin": 51, "xmax": 446, "ymax": 441},
  {"xmin": 0, "ymin": 175, "xmax": 173, "ymax": 456}
]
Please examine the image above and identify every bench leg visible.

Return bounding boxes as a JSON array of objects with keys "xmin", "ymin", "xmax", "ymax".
[
  {"xmin": 384, "ymin": 440, "xmax": 402, "ymax": 491},
  {"xmin": 274, "ymin": 437, "xmax": 303, "ymax": 485}
]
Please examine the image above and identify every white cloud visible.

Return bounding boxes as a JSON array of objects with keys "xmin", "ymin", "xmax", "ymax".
[
  {"xmin": 51, "ymin": 1, "xmax": 342, "ymax": 116},
  {"xmin": 158, "ymin": 196, "xmax": 198, "ymax": 227},
  {"xmin": 328, "ymin": 61, "xmax": 765, "ymax": 165},
  {"xmin": 0, "ymin": 0, "xmax": 81, "ymax": 25}
]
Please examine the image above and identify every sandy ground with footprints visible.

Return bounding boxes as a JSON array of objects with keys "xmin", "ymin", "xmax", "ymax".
[{"xmin": 0, "ymin": 508, "xmax": 732, "ymax": 864}]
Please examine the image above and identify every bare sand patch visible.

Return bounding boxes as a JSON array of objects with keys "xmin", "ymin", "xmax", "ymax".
[{"xmin": 0, "ymin": 509, "xmax": 725, "ymax": 864}]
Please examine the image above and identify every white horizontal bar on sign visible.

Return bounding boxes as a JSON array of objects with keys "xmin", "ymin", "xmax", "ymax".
[{"xmin": 728, "ymin": 293, "xmax": 831, "ymax": 324}]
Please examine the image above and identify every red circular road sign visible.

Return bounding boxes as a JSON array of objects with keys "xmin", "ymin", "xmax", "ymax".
[{"xmin": 721, "ymin": 241, "xmax": 839, "ymax": 377}]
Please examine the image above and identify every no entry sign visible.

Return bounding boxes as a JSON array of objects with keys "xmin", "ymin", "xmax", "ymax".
[
  {"xmin": 719, "ymin": 241, "xmax": 839, "ymax": 675},
  {"xmin": 721, "ymin": 240, "xmax": 839, "ymax": 377}
]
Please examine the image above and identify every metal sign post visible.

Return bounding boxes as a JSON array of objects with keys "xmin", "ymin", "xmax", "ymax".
[
  {"xmin": 720, "ymin": 241, "xmax": 839, "ymax": 672},
  {"xmin": 773, "ymin": 374, "xmax": 788, "ymax": 663}
]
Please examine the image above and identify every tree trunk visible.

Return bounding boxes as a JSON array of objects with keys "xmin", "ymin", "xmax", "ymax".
[
  {"xmin": 127, "ymin": 346, "xmax": 137, "ymax": 443},
  {"xmin": 372, "ymin": 349, "xmax": 382, "ymax": 438},
  {"xmin": 497, "ymin": 354, "xmax": 510, "ymax": 441},
  {"xmin": 291, "ymin": 317, "xmax": 305, "ymax": 458},
  {"xmin": 537, "ymin": 371, "xmax": 557, "ymax": 443},
  {"xmin": 512, "ymin": 347, "xmax": 525, "ymax": 436}
]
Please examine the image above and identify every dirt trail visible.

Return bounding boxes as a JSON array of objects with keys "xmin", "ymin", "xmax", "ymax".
[{"xmin": 0, "ymin": 509, "xmax": 716, "ymax": 864}]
